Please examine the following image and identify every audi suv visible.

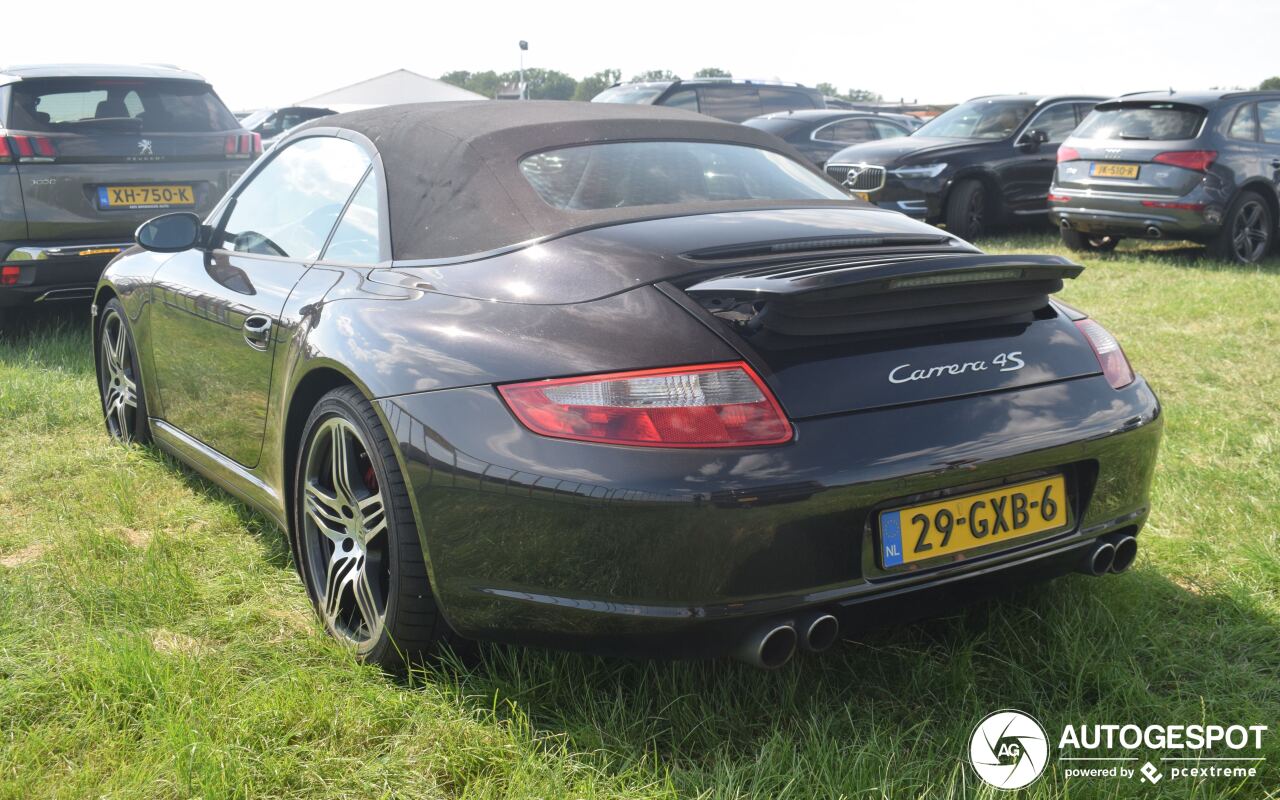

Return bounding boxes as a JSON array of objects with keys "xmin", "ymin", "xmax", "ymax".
[{"xmin": 1050, "ymin": 90, "xmax": 1280, "ymax": 263}]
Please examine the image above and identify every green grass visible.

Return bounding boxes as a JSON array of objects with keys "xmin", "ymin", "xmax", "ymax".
[{"xmin": 1, "ymin": 233, "xmax": 1278, "ymax": 799}]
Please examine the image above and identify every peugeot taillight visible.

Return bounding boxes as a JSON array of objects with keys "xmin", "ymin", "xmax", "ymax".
[
  {"xmin": 1057, "ymin": 146, "xmax": 1080, "ymax": 163},
  {"xmin": 0, "ymin": 138, "xmax": 10, "ymax": 163},
  {"xmin": 1, "ymin": 266, "xmax": 19, "ymax": 286},
  {"xmin": 1152, "ymin": 150, "xmax": 1217, "ymax": 172},
  {"xmin": 1075, "ymin": 319, "xmax": 1135, "ymax": 389},
  {"xmin": 498, "ymin": 362, "xmax": 793, "ymax": 447},
  {"xmin": 5, "ymin": 135, "xmax": 55, "ymax": 159}
]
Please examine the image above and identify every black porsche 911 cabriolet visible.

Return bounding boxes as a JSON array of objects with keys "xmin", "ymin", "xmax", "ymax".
[{"xmin": 94, "ymin": 102, "xmax": 1161, "ymax": 669}]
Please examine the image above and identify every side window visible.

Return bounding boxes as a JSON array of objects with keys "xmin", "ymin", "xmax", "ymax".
[
  {"xmin": 1026, "ymin": 104, "xmax": 1079, "ymax": 143},
  {"xmin": 760, "ymin": 87, "xmax": 819, "ymax": 115},
  {"xmin": 1259, "ymin": 101, "xmax": 1280, "ymax": 144},
  {"xmin": 697, "ymin": 86, "xmax": 762, "ymax": 122},
  {"xmin": 220, "ymin": 136, "xmax": 370, "ymax": 259},
  {"xmin": 813, "ymin": 118, "xmax": 875, "ymax": 145},
  {"xmin": 662, "ymin": 89, "xmax": 698, "ymax": 112},
  {"xmin": 870, "ymin": 119, "xmax": 909, "ymax": 139},
  {"xmin": 1229, "ymin": 104, "xmax": 1259, "ymax": 141},
  {"xmin": 323, "ymin": 170, "xmax": 383, "ymax": 264}
]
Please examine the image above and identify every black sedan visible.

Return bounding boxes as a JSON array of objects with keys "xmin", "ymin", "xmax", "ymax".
[
  {"xmin": 94, "ymin": 102, "xmax": 1162, "ymax": 669},
  {"xmin": 743, "ymin": 109, "xmax": 917, "ymax": 167}
]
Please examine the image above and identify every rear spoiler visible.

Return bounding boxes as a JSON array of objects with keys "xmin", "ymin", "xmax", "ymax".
[
  {"xmin": 681, "ymin": 253, "xmax": 1082, "ymax": 300},
  {"xmin": 681, "ymin": 254, "xmax": 1084, "ymax": 338}
]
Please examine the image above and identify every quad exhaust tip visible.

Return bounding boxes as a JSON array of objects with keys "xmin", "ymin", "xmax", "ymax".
[
  {"xmin": 801, "ymin": 614, "xmax": 840, "ymax": 653},
  {"xmin": 1110, "ymin": 535, "xmax": 1138, "ymax": 573},
  {"xmin": 1083, "ymin": 540, "xmax": 1116, "ymax": 576},
  {"xmin": 737, "ymin": 623, "xmax": 798, "ymax": 669}
]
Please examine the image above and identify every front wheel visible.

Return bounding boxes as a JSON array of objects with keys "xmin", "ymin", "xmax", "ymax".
[
  {"xmin": 1060, "ymin": 228, "xmax": 1121, "ymax": 252},
  {"xmin": 944, "ymin": 179, "xmax": 990, "ymax": 241},
  {"xmin": 294, "ymin": 386, "xmax": 455, "ymax": 669},
  {"xmin": 1208, "ymin": 190, "xmax": 1273, "ymax": 264},
  {"xmin": 97, "ymin": 298, "xmax": 150, "ymax": 445}
]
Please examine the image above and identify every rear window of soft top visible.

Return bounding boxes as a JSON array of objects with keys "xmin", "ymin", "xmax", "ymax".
[{"xmin": 7, "ymin": 78, "xmax": 240, "ymax": 133}]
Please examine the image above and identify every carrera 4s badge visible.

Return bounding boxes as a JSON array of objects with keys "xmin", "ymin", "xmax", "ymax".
[{"xmin": 889, "ymin": 351, "xmax": 1024, "ymax": 384}]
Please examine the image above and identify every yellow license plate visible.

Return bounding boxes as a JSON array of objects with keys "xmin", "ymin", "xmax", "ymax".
[
  {"xmin": 879, "ymin": 475, "xmax": 1068, "ymax": 568},
  {"xmin": 99, "ymin": 185, "xmax": 195, "ymax": 208},
  {"xmin": 1090, "ymin": 162, "xmax": 1140, "ymax": 179}
]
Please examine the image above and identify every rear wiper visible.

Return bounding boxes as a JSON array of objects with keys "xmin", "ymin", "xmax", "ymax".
[{"xmin": 1118, "ymin": 133, "xmax": 1150, "ymax": 140}]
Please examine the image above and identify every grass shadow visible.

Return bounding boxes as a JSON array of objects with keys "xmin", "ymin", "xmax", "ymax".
[{"xmin": 0, "ymin": 303, "xmax": 96, "ymax": 375}]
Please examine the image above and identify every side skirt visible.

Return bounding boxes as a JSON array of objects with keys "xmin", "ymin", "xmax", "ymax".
[{"xmin": 150, "ymin": 418, "xmax": 287, "ymax": 529}]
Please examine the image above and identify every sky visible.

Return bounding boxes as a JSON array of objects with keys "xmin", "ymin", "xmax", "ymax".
[{"xmin": 8, "ymin": 0, "xmax": 1279, "ymax": 110}]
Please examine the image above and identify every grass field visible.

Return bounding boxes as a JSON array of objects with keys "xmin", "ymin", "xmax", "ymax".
[{"xmin": 1, "ymin": 232, "xmax": 1277, "ymax": 799}]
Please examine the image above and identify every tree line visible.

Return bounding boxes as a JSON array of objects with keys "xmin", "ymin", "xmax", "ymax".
[{"xmin": 439, "ymin": 67, "xmax": 881, "ymax": 103}]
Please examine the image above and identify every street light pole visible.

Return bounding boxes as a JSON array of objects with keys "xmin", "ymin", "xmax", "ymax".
[{"xmin": 518, "ymin": 40, "xmax": 529, "ymax": 100}]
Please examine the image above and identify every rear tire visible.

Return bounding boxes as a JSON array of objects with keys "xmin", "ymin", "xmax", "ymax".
[
  {"xmin": 944, "ymin": 179, "xmax": 990, "ymax": 241},
  {"xmin": 1060, "ymin": 229, "xmax": 1121, "ymax": 253},
  {"xmin": 293, "ymin": 385, "xmax": 458, "ymax": 669},
  {"xmin": 1208, "ymin": 190, "xmax": 1272, "ymax": 264}
]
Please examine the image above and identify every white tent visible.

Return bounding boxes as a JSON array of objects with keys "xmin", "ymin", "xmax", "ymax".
[{"xmin": 294, "ymin": 69, "xmax": 484, "ymax": 112}]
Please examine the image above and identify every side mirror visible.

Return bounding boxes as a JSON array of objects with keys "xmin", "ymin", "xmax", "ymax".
[
  {"xmin": 135, "ymin": 212, "xmax": 202, "ymax": 253},
  {"xmin": 1020, "ymin": 129, "xmax": 1050, "ymax": 151}
]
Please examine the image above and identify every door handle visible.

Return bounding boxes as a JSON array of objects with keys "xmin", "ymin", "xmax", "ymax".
[{"xmin": 242, "ymin": 314, "xmax": 274, "ymax": 350}]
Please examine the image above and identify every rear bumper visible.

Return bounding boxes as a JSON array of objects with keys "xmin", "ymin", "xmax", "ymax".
[
  {"xmin": 1048, "ymin": 186, "xmax": 1225, "ymax": 239},
  {"xmin": 379, "ymin": 374, "xmax": 1162, "ymax": 658},
  {"xmin": 0, "ymin": 240, "xmax": 132, "ymax": 306}
]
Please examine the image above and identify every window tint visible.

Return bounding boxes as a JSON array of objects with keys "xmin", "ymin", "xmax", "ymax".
[
  {"xmin": 519, "ymin": 141, "xmax": 847, "ymax": 210},
  {"xmin": 1025, "ymin": 103, "xmax": 1079, "ymax": 143},
  {"xmin": 759, "ymin": 87, "xmax": 819, "ymax": 115},
  {"xmin": 662, "ymin": 89, "xmax": 698, "ymax": 112},
  {"xmin": 8, "ymin": 78, "xmax": 239, "ymax": 133},
  {"xmin": 1072, "ymin": 102, "xmax": 1098, "ymax": 123},
  {"xmin": 592, "ymin": 84, "xmax": 666, "ymax": 104},
  {"xmin": 221, "ymin": 137, "xmax": 370, "ymax": 259},
  {"xmin": 1257, "ymin": 101, "xmax": 1280, "ymax": 144},
  {"xmin": 812, "ymin": 118, "xmax": 875, "ymax": 145},
  {"xmin": 1229, "ymin": 103, "xmax": 1260, "ymax": 141},
  {"xmin": 323, "ymin": 171, "xmax": 383, "ymax": 264},
  {"xmin": 697, "ymin": 86, "xmax": 762, "ymax": 122},
  {"xmin": 870, "ymin": 119, "xmax": 908, "ymax": 138},
  {"xmin": 1074, "ymin": 103, "xmax": 1205, "ymax": 141}
]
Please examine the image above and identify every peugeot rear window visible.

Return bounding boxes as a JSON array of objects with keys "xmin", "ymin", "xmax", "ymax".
[
  {"xmin": 8, "ymin": 78, "xmax": 240, "ymax": 133},
  {"xmin": 519, "ymin": 140, "xmax": 848, "ymax": 210},
  {"xmin": 1074, "ymin": 103, "xmax": 1206, "ymax": 141}
]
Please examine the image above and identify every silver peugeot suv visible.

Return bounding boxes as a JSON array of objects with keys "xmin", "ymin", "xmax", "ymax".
[{"xmin": 0, "ymin": 64, "xmax": 256, "ymax": 308}]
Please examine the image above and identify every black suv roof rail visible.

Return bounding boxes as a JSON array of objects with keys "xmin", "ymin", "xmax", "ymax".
[{"xmin": 609, "ymin": 78, "xmax": 813, "ymax": 89}]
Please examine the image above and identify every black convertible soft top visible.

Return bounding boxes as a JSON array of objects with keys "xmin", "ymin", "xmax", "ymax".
[{"xmin": 297, "ymin": 101, "xmax": 853, "ymax": 261}]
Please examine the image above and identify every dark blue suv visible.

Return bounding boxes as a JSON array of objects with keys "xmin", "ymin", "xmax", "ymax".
[{"xmin": 1050, "ymin": 90, "xmax": 1280, "ymax": 263}]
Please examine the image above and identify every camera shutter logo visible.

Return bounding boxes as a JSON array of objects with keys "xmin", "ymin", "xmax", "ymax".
[{"xmin": 968, "ymin": 710, "xmax": 1050, "ymax": 789}]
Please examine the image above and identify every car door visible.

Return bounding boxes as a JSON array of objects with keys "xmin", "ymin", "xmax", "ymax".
[
  {"xmin": 1002, "ymin": 102, "xmax": 1082, "ymax": 213},
  {"xmin": 147, "ymin": 134, "xmax": 371, "ymax": 467}
]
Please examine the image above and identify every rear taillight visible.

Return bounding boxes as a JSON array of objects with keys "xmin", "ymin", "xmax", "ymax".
[
  {"xmin": 1057, "ymin": 146, "xmax": 1080, "ymax": 163},
  {"xmin": 4, "ymin": 135, "xmax": 56, "ymax": 160},
  {"xmin": 1152, "ymin": 150, "xmax": 1217, "ymax": 172},
  {"xmin": 1140, "ymin": 200, "xmax": 1206, "ymax": 211},
  {"xmin": 1, "ymin": 265, "xmax": 19, "ymax": 286},
  {"xmin": 0, "ymin": 138, "xmax": 10, "ymax": 163},
  {"xmin": 499, "ymin": 362, "xmax": 793, "ymax": 447},
  {"xmin": 1074, "ymin": 319, "xmax": 1134, "ymax": 389},
  {"xmin": 225, "ymin": 133, "xmax": 263, "ymax": 158}
]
